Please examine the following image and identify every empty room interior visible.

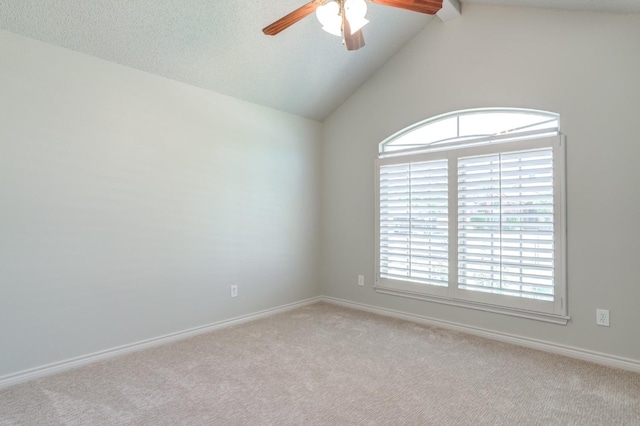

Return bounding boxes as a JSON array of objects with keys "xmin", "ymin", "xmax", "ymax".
[{"xmin": 1, "ymin": 0, "xmax": 639, "ymax": 424}]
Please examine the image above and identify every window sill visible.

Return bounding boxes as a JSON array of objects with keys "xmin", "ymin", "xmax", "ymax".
[{"xmin": 374, "ymin": 285, "xmax": 570, "ymax": 325}]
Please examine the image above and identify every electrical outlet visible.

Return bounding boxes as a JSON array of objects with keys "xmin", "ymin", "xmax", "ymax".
[
  {"xmin": 358, "ymin": 275, "xmax": 364, "ymax": 286},
  {"xmin": 231, "ymin": 285, "xmax": 238, "ymax": 298},
  {"xmin": 596, "ymin": 309, "xmax": 609, "ymax": 327}
]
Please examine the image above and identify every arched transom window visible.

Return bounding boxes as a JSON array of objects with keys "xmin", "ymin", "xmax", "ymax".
[{"xmin": 380, "ymin": 108, "xmax": 559, "ymax": 155}]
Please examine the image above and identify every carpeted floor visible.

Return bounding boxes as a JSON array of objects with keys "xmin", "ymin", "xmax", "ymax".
[{"xmin": 1, "ymin": 302, "xmax": 639, "ymax": 425}]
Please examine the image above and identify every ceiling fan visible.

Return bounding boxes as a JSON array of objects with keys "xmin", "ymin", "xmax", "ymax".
[{"xmin": 262, "ymin": 0, "xmax": 443, "ymax": 51}]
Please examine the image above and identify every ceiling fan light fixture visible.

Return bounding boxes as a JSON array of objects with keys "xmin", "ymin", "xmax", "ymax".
[
  {"xmin": 263, "ymin": 0, "xmax": 443, "ymax": 51},
  {"xmin": 344, "ymin": 0, "xmax": 369, "ymax": 34},
  {"xmin": 316, "ymin": 1, "xmax": 342, "ymax": 37}
]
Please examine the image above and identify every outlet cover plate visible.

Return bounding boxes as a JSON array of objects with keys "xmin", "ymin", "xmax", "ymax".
[{"xmin": 596, "ymin": 308, "xmax": 609, "ymax": 326}]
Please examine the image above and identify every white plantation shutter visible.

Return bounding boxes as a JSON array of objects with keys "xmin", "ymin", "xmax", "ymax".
[
  {"xmin": 379, "ymin": 159, "xmax": 448, "ymax": 286},
  {"xmin": 457, "ymin": 149, "xmax": 555, "ymax": 301},
  {"xmin": 457, "ymin": 154, "xmax": 502, "ymax": 294}
]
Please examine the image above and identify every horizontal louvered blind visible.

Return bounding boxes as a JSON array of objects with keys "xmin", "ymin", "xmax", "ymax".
[
  {"xmin": 457, "ymin": 149, "xmax": 554, "ymax": 301},
  {"xmin": 379, "ymin": 159, "xmax": 448, "ymax": 286}
]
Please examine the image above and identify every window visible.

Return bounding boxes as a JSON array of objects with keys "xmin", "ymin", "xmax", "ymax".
[{"xmin": 375, "ymin": 109, "xmax": 567, "ymax": 324}]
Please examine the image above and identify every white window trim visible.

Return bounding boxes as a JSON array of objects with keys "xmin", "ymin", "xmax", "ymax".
[{"xmin": 375, "ymin": 135, "xmax": 568, "ymax": 325}]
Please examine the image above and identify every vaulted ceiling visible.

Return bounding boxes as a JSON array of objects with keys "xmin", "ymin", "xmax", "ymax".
[{"xmin": 1, "ymin": 0, "xmax": 638, "ymax": 121}]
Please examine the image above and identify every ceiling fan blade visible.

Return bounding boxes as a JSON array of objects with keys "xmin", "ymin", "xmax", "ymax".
[
  {"xmin": 368, "ymin": 0, "xmax": 442, "ymax": 15},
  {"xmin": 262, "ymin": 0, "xmax": 323, "ymax": 36},
  {"xmin": 343, "ymin": 13, "xmax": 365, "ymax": 51}
]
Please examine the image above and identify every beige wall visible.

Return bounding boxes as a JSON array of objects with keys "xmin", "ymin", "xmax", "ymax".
[
  {"xmin": 321, "ymin": 5, "xmax": 640, "ymax": 362},
  {"xmin": 0, "ymin": 30, "xmax": 321, "ymax": 377}
]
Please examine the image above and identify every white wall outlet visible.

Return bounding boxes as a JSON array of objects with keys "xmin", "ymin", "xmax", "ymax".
[
  {"xmin": 596, "ymin": 308, "xmax": 609, "ymax": 327},
  {"xmin": 357, "ymin": 275, "xmax": 364, "ymax": 286},
  {"xmin": 231, "ymin": 285, "xmax": 238, "ymax": 298}
]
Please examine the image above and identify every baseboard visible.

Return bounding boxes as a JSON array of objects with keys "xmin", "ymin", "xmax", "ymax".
[
  {"xmin": 0, "ymin": 297, "xmax": 322, "ymax": 389},
  {"xmin": 321, "ymin": 296, "xmax": 640, "ymax": 374}
]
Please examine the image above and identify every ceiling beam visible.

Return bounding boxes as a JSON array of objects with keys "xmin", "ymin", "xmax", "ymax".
[{"xmin": 437, "ymin": 0, "xmax": 461, "ymax": 22}]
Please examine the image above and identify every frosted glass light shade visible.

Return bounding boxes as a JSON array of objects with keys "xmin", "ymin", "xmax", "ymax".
[
  {"xmin": 316, "ymin": 1, "xmax": 342, "ymax": 37},
  {"xmin": 344, "ymin": 0, "xmax": 369, "ymax": 34}
]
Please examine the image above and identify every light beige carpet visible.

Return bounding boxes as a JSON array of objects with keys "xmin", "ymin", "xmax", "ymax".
[{"xmin": 1, "ymin": 302, "xmax": 639, "ymax": 425}]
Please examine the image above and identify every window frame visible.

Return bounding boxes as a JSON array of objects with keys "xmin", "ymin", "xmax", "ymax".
[{"xmin": 374, "ymin": 110, "xmax": 568, "ymax": 325}]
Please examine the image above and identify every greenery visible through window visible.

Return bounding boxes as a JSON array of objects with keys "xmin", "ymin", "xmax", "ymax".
[{"xmin": 375, "ymin": 108, "xmax": 567, "ymax": 324}]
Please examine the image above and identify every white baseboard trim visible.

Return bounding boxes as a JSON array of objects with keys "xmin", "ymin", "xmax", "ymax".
[
  {"xmin": 321, "ymin": 296, "xmax": 640, "ymax": 374},
  {"xmin": 0, "ymin": 297, "xmax": 322, "ymax": 389}
]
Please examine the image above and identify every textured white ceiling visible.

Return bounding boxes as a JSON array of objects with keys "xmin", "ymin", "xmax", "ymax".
[
  {"xmin": 0, "ymin": 0, "xmax": 432, "ymax": 121},
  {"xmin": 1, "ymin": 1, "xmax": 639, "ymax": 121}
]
